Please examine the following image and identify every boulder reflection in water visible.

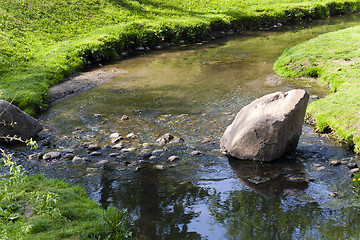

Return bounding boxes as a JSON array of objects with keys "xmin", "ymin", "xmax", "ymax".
[{"xmin": 228, "ymin": 156, "xmax": 308, "ymax": 197}]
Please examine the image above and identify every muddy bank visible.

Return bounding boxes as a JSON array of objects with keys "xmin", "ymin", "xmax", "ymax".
[{"xmin": 45, "ymin": 68, "xmax": 129, "ymax": 106}]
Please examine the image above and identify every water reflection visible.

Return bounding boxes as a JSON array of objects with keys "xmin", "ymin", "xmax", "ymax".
[
  {"xmin": 228, "ymin": 156, "xmax": 308, "ymax": 197},
  {"xmin": 209, "ymin": 188, "xmax": 360, "ymax": 240},
  {"xmin": 98, "ymin": 165, "xmax": 209, "ymax": 239}
]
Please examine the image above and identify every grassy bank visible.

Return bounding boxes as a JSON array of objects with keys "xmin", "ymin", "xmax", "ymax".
[
  {"xmin": 0, "ymin": 137, "xmax": 132, "ymax": 239},
  {"xmin": 2, "ymin": 0, "xmax": 360, "ymax": 115},
  {"xmin": 274, "ymin": 26, "xmax": 360, "ymax": 152},
  {"xmin": 0, "ymin": 173, "xmax": 132, "ymax": 239}
]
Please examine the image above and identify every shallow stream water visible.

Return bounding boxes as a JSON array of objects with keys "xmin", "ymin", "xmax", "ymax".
[{"xmin": 9, "ymin": 14, "xmax": 360, "ymax": 239}]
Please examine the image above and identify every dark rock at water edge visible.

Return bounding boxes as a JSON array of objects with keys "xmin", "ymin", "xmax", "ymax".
[
  {"xmin": 220, "ymin": 89, "xmax": 309, "ymax": 162},
  {"xmin": 0, "ymin": 100, "xmax": 43, "ymax": 143}
]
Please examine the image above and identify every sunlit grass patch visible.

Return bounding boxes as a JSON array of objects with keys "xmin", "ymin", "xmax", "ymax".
[
  {"xmin": 0, "ymin": 174, "xmax": 132, "ymax": 239},
  {"xmin": 274, "ymin": 25, "xmax": 360, "ymax": 152},
  {"xmin": 2, "ymin": 0, "xmax": 360, "ymax": 114}
]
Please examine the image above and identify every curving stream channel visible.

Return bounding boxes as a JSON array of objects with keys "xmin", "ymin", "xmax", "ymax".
[{"xmin": 8, "ymin": 15, "xmax": 360, "ymax": 239}]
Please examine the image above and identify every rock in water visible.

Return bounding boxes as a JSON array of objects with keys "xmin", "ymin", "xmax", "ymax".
[
  {"xmin": 220, "ymin": 89, "xmax": 309, "ymax": 162},
  {"xmin": 0, "ymin": 100, "xmax": 43, "ymax": 143}
]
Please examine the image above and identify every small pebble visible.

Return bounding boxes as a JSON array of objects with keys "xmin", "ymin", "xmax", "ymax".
[
  {"xmin": 109, "ymin": 153, "xmax": 120, "ymax": 157},
  {"xmin": 72, "ymin": 156, "xmax": 83, "ymax": 162},
  {"xmin": 155, "ymin": 133, "xmax": 174, "ymax": 145},
  {"xmin": 153, "ymin": 164, "xmax": 165, "ymax": 170},
  {"xmin": 121, "ymin": 115, "xmax": 130, "ymax": 121},
  {"xmin": 152, "ymin": 149, "xmax": 163, "ymax": 156},
  {"xmin": 349, "ymin": 168, "xmax": 360, "ymax": 174},
  {"xmin": 89, "ymin": 151, "xmax": 102, "ymax": 156},
  {"xmin": 329, "ymin": 160, "xmax": 341, "ymax": 166},
  {"xmin": 191, "ymin": 150, "xmax": 202, "ymax": 156},
  {"xmin": 172, "ymin": 137, "xmax": 185, "ymax": 143},
  {"xmin": 168, "ymin": 156, "xmax": 180, "ymax": 162},
  {"xmin": 62, "ymin": 148, "xmax": 75, "ymax": 153},
  {"xmin": 109, "ymin": 133, "xmax": 120, "ymax": 139},
  {"xmin": 201, "ymin": 138, "xmax": 213, "ymax": 144},
  {"xmin": 43, "ymin": 152, "xmax": 61, "ymax": 160},
  {"xmin": 149, "ymin": 156, "xmax": 157, "ymax": 161},
  {"xmin": 126, "ymin": 133, "xmax": 137, "ymax": 139},
  {"xmin": 329, "ymin": 192, "xmax": 339, "ymax": 198},
  {"xmin": 111, "ymin": 137, "xmax": 124, "ymax": 144},
  {"xmin": 112, "ymin": 143, "xmax": 124, "ymax": 149},
  {"xmin": 121, "ymin": 147, "xmax": 136, "ymax": 153},
  {"xmin": 82, "ymin": 142, "xmax": 92, "ymax": 148},
  {"xmin": 94, "ymin": 160, "xmax": 109, "ymax": 166},
  {"xmin": 88, "ymin": 144, "xmax": 100, "ymax": 151},
  {"xmin": 28, "ymin": 153, "xmax": 42, "ymax": 161},
  {"xmin": 101, "ymin": 145, "xmax": 112, "ymax": 151},
  {"xmin": 142, "ymin": 143, "xmax": 152, "ymax": 148},
  {"xmin": 316, "ymin": 166, "xmax": 326, "ymax": 171},
  {"xmin": 348, "ymin": 163, "xmax": 358, "ymax": 169}
]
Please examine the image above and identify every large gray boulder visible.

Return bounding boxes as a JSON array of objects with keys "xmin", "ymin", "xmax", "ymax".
[
  {"xmin": 0, "ymin": 100, "xmax": 43, "ymax": 143},
  {"xmin": 220, "ymin": 89, "xmax": 309, "ymax": 162}
]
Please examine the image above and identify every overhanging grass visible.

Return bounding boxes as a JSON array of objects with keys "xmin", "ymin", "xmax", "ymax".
[
  {"xmin": 0, "ymin": 174, "xmax": 131, "ymax": 239},
  {"xmin": 274, "ymin": 26, "xmax": 360, "ymax": 152},
  {"xmin": 2, "ymin": 0, "xmax": 360, "ymax": 114}
]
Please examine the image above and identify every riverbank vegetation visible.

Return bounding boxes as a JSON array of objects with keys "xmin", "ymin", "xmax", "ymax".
[
  {"xmin": 274, "ymin": 26, "xmax": 360, "ymax": 153},
  {"xmin": 0, "ymin": 151, "xmax": 132, "ymax": 239},
  {"xmin": 2, "ymin": 0, "xmax": 360, "ymax": 115}
]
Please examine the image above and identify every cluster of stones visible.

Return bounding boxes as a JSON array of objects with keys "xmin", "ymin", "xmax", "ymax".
[
  {"xmin": 312, "ymin": 159, "xmax": 359, "ymax": 176},
  {"xmin": 27, "ymin": 131, "xmax": 203, "ymax": 171},
  {"xmin": 132, "ymin": 25, "xmax": 281, "ymax": 54},
  {"xmin": 118, "ymin": 30, "xmax": 240, "ymax": 58}
]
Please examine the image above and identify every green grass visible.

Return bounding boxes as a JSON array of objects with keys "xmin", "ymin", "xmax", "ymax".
[
  {"xmin": 2, "ymin": 0, "xmax": 360, "ymax": 115},
  {"xmin": 274, "ymin": 26, "xmax": 360, "ymax": 152},
  {"xmin": 0, "ymin": 174, "xmax": 132, "ymax": 239}
]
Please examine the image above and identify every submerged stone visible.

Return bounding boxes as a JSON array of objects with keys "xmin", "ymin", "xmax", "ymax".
[
  {"xmin": 43, "ymin": 151, "xmax": 61, "ymax": 160},
  {"xmin": 153, "ymin": 164, "xmax": 166, "ymax": 170},
  {"xmin": 126, "ymin": 133, "xmax": 137, "ymax": 139},
  {"xmin": 155, "ymin": 133, "xmax": 174, "ymax": 145},
  {"xmin": 191, "ymin": 150, "xmax": 202, "ymax": 156},
  {"xmin": 28, "ymin": 153, "xmax": 42, "ymax": 161},
  {"xmin": 94, "ymin": 160, "xmax": 109, "ymax": 166},
  {"xmin": 247, "ymin": 176, "xmax": 271, "ymax": 185},
  {"xmin": 329, "ymin": 160, "xmax": 341, "ymax": 166},
  {"xmin": 137, "ymin": 151, "xmax": 152, "ymax": 159},
  {"xmin": 168, "ymin": 155, "xmax": 180, "ymax": 162}
]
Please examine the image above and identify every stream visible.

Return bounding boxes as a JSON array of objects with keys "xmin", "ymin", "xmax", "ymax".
[{"xmin": 7, "ymin": 14, "xmax": 360, "ymax": 239}]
